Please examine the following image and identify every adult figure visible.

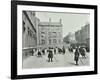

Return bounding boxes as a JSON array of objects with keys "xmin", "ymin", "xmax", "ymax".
[
  {"xmin": 79, "ymin": 47, "xmax": 86, "ymax": 58},
  {"xmin": 48, "ymin": 49, "xmax": 53, "ymax": 62},
  {"xmin": 42, "ymin": 49, "xmax": 45, "ymax": 55},
  {"xmin": 54, "ymin": 48, "xmax": 56, "ymax": 54},
  {"xmin": 62, "ymin": 46, "xmax": 65, "ymax": 54},
  {"xmin": 70, "ymin": 47, "xmax": 73, "ymax": 52},
  {"xmin": 74, "ymin": 48, "xmax": 80, "ymax": 65},
  {"xmin": 37, "ymin": 49, "xmax": 42, "ymax": 57},
  {"xmin": 58, "ymin": 48, "xmax": 61, "ymax": 54}
]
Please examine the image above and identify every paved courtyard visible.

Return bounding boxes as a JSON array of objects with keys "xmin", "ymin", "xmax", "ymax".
[{"xmin": 23, "ymin": 49, "xmax": 90, "ymax": 69}]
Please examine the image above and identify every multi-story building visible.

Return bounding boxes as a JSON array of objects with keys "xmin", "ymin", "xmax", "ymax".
[
  {"xmin": 22, "ymin": 11, "xmax": 37, "ymax": 49},
  {"xmin": 22, "ymin": 11, "xmax": 63, "ymax": 49},
  {"xmin": 75, "ymin": 23, "xmax": 90, "ymax": 48},
  {"xmin": 63, "ymin": 32, "xmax": 76, "ymax": 44},
  {"xmin": 82, "ymin": 24, "xmax": 90, "ymax": 48},
  {"xmin": 75, "ymin": 30, "xmax": 82, "ymax": 43},
  {"xmin": 37, "ymin": 18, "xmax": 63, "ymax": 48}
]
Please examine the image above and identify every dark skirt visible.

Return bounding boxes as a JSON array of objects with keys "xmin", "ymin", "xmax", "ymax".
[{"xmin": 74, "ymin": 56, "xmax": 79, "ymax": 61}]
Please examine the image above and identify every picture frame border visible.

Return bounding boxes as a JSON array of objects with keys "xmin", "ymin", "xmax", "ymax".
[{"xmin": 11, "ymin": 0, "xmax": 98, "ymax": 79}]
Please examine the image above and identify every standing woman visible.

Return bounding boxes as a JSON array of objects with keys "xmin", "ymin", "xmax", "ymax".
[
  {"xmin": 74, "ymin": 48, "xmax": 80, "ymax": 65},
  {"xmin": 54, "ymin": 48, "xmax": 56, "ymax": 54},
  {"xmin": 48, "ymin": 49, "xmax": 53, "ymax": 62}
]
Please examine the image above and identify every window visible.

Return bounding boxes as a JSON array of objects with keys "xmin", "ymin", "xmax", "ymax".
[
  {"xmin": 28, "ymin": 27, "xmax": 32, "ymax": 38},
  {"xmin": 59, "ymin": 39, "xmax": 61, "ymax": 43},
  {"xmin": 52, "ymin": 32, "xmax": 57, "ymax": 37},
  {"xmin": 53, "ymin": 39, "xmax": 57, "ymax": 43},
  {"xmin": 41, "ymin": 39, "xmax": 45, "ymax": 44},
  {"xmin": 41, "ymin": 32, "xmax": 45, "ymax": 38},
  {"xmin": 48, "ymin": 32, "xmax": 51, "ymax": 38},
  {"xmin": 41, "ymin": 32, "xmax": 45, "ymax": 34},
  {"xmin": 30, "ymin": 11, "xmax": 33, "ymax": 15},
  {"xmin": 49, "ymin": 39, "xmax": 51, "ymax": 44},
  {"xmin": 30, "ymin": 30, "xmax": 32, "ymax": 37},
  {"xmin": 41, "ymin": 35, "xmax": 44, "ymax": 38},
  {"xmin": 23, "ymin": 21, "xmax": 26, "ymax": 33},
  {"xmin": 32, "ymin": 12, "xmax": 35, "ymax": 16},
  {"xmin": 28, "ymin": 27, "xmax": 30, "ymax": 35}
]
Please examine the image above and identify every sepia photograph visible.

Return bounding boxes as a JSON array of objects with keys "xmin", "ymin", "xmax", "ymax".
[{"xmin": 22, "ymin": 11, "xmax": 90, "ymax": 69}]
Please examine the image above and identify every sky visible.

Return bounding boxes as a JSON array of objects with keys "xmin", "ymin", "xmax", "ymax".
[{"xmin": 36, "ymin": 11, "xmax": 89, "ymax": 38}]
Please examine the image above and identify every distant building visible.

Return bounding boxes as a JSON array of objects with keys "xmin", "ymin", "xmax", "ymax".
[
  {"xmin": 37, "ymin": 18, "xmax": 63, "ymax": 48},
  {"xmin": 22, "ymin": 11, "xmax": 37, "ymax": 49},
  {"xmin": 75, "ymin": 23, "xmax": 90, "ymax": 47},
  {"xmin": 75, "ymin": 30, "xmax": 82, "ymax": 43},
  {"xmin": 63, "ymin": 32, "xmax": 76, "ymax": 44}
]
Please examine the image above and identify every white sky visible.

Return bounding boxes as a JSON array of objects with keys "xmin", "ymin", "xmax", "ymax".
[{"xmin": 36, "ymin": 11, "xmax": 90, "ymax": 38}]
